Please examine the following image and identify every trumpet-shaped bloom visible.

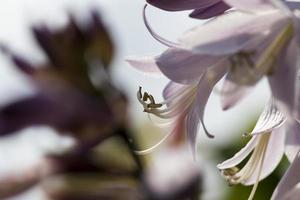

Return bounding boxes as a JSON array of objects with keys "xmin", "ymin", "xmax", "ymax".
[
  {"xmin": 128, "ymin": 0, "xmax": 300, "ymax": 156},
  {"xmin": 217, "ymin": 100, "xmax": 292, "ymax": 199}
]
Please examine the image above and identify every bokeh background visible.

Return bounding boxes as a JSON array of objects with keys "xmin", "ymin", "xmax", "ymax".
[{"xmin": 0, "ymin": 0, "xmax": 284, "ymax": 199}]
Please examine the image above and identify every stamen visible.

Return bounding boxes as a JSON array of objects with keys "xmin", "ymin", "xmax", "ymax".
[{"xmin": 220, "ymin": 133, "xmax": 270, "ymax": 195}]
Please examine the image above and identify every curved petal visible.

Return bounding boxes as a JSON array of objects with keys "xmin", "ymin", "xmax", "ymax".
[
  {"xmin": 126, "ymin": 56, "xmax": 161, "ymax": 74},
  {"xmin": 162, "ymin": 81, "xmax": 187, "ymax": 100},
  {"xmin": 195, "ymin": 60, "xmax": 228, "ymax": 136},
  {"xmin": 146, "ymin": 0, "xmax": 220, "ymax": 11},
  {"xmin": 217, "ymin": 135, "xmax": 259, "ymax": 169},
  {"xmin": 285, "ymin": 120, "xmax": 300, "ymax": 162},
  {"xmin": 268, "ymin": 40, "xmax": 298, "ymax": 117},
  {"xmin": 0, "ymin": 90, "xmax": 113, "ymax": 136},
  {"xmin": 243, "ymin": 128, "xmax": 285, "ymax": 185},
  {"xmin": 223, "ymin": 0, "xmax": 275, "ymax": 12},
  {"xmin": 271, "ymin": 152, "xmax": 300, "ymax": 200},
  {"xmin": 156, "ymin": 48, "xmax": 222, "ymax": 84},
  {"xmin": 179, "ymin": 10, "xmax": 288, "ymax": 55},
  {"xmin": 186, "ymin": 103, "xmax": 201, "ymax": 157},
  {"xmin": 189, "ymin": 1, "xmax": 230, "ymax": 19},
  {"xmin": 280, "ymin": 183, "xmax": 300, "ymax": 200},
  {"xmin": 220, "ymin": 78, "xmax": 253, "ymax": 110},
  {"xmin": 248, "ymin": 99, "xmax": 286, "ymax": 136}
]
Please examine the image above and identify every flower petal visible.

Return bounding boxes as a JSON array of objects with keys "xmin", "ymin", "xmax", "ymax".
[
  {"xmin": 285, "ymin": 120, "xmax": 300, "ymax": 162},
  {"xmin": 280, "ymin": 183, "xmax": 300, "ymax": 200},
  {"xmin": 189, "ymin": 1, "xmax": 230, "ymax": 19},
  {"xmin": 179, "ymin": 10, "xmax": 288, "ymax": 55},
  {"xmin": 217, "ymin": 135, "xmax": 259, "ymax": 169},
  {"xmin": 243, "ymin": 128, "xmax": 285, "ymax": 185},
  {"xmin": 268, "ymin": 40, "xmax": 298, "ymax": 117},
  {"xmin": 0, "ymin": 90, "xmax": 113, "ymax": 136},
  {"xmin": 156, "ymin": 48, "xmax": 222, "ymax": 84},
  {"xmin": 146, "ymin": 0, "xmax": 220, "ymax": 11},
  {"xmin": 163, "ymin": 81, "xmax": 187, "ymax": 100},
  {"xmin": 186, "ymin": 103, "xmax": 201, "ymax": 157},
  {"xmin": 194, "ymin": 60, "xmax": 228, "ymax": 136},
  {"xmin": 248, "ymin": 99, "xmax": 285, "ymax": 136},
  {"xmin": 223, "ymin": 0, "xmax": 275, "ymax": 12},
  {"xmin": 220, "ymin": 78, "xmax": 253, "ymax": 110},
  {"xmin": 271, "ymin": 152, "xmax": 300, "ymax": 200},
  {"xmin": 126, "ymin": 56, "xmax": 161, "ymax": 74}
]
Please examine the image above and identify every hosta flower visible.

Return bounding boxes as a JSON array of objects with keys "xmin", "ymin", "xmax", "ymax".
[
  {"xmin": 217, "ymin": 99, "xmax": 300, "ymax": 199},
  {"xmin": 128, "ymin": 0, "xmax": 300, "ymax": 155},
  {"xmin": 146, "ymin": 0, "xmax": 230, "ymax": 19}
]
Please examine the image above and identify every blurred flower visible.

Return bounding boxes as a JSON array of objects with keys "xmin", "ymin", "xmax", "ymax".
[
  {"xmin": 145, "ymin": 145, "xmax": 202, "ymax": 200},
  {"xmin": 0, "ymin": 11, "xmax": 118, "ymax": 140},
  {"xmin": 146, "ymin": 0, "xmax": 230, "ymax": 19},
  {"xmin": 0, "ymin": 10, "xmax": 147, "ymax": 199}
]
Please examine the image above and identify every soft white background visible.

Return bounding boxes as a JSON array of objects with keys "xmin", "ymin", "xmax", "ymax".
[{"xmin": 0, "ymin": 0, "xmax": 271, "ymax": 199}]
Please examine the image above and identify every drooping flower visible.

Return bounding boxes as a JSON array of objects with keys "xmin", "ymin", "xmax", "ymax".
[
  {"xmin": 217, "ymin": 98, "xmax": 300, "ymax": 199},
  {"xmin": 128, "ymin": 0, "xmax": 300, "ymax": 155},
  {"xmin": 146, "ymin": 0, "xmax": 230, "ymax": 19}
]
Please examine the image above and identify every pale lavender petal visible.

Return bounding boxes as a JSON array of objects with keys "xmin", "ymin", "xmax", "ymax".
[
  {"xmin": 217, "ymin": 135, "xmax": 259, "ymax": 169},
  {"xmin": 189, "ymin": 1, "xmax": 230, "ymax": 19},
  {"xmin": 220, "ymin": 78, "xmax": 253, "ymax": 110},
  {"xmin": 280, "ymin": 183, "xmax": 300, "ymax": 200},
  {"xmin": 156, "ymin": 47, "xmax": 222, "ymax": 84},
  {"xmin": 186, "ymin": 103, "xmax": 201, "ymax": 157},
  {"xmin": 268, "ymin": 40, "xmax": 298, "ymax": 117},
  {"xmin": 243, "ymin": 128, "xmax": 285, "ymax": 185},
  {"xmin": 146, "ymin": 0, "xmax": 220, "ymax": 11},
  {"xmin": 248, "ymin": 99, "xmax": 285, "ymax": 136},
  {"xmin": 179, "ymin": 10, "xmax": 288, "ymax": 55},
  {"xmin": 285, "ymin": 120, "xmax": 300, "ymax": 162},
  {"xmin": 126, "ymin": 56, "xmax": 161, "ymax": 74},
  {"xmin": 163, "ymin": 81, "xmax": 187, "ymax": 100},
  {"xmin": 223, "ymin": 0, "xmax": 275, "ymax": 12},
  {"xmin": 271, "ymin": 152, "xmax": 300, "ymax": 200},
  {"xmin": 195, "ymin": 60, "xmax": 228, "ymax": 136}
]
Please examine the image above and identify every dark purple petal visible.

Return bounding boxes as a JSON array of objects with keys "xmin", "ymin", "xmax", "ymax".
[
  {"xmin": 0, "ymin": 88, "xmax": 113, "ymax": 137},
  {"xmin": 146, "ymin": 0, "xmax": 220, "ymax": 11},
  {"xmin": 189, "ymin": 1, "xmax": 230, "ymax": 19}
]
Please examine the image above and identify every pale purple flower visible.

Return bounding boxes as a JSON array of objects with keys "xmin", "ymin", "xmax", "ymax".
[
  {"xmin": 217, "ymin": 99, "xmax": 299, "ymax": 198},
  {"xmin": 145, "ymin": 144, "xmax": 201, "ymax": 199},
  {"xmin": 128, "ymin": 0, "xmax": 300, "ymax": 157},
  {"xmin": 146, "ymin": 0, "xmax": 230, "ymax": 19}
]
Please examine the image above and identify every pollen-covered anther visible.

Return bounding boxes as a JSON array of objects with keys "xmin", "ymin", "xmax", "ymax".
[{"xmin": 137, "ymin": 86, "xmax": 163, "ymax": 114}]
